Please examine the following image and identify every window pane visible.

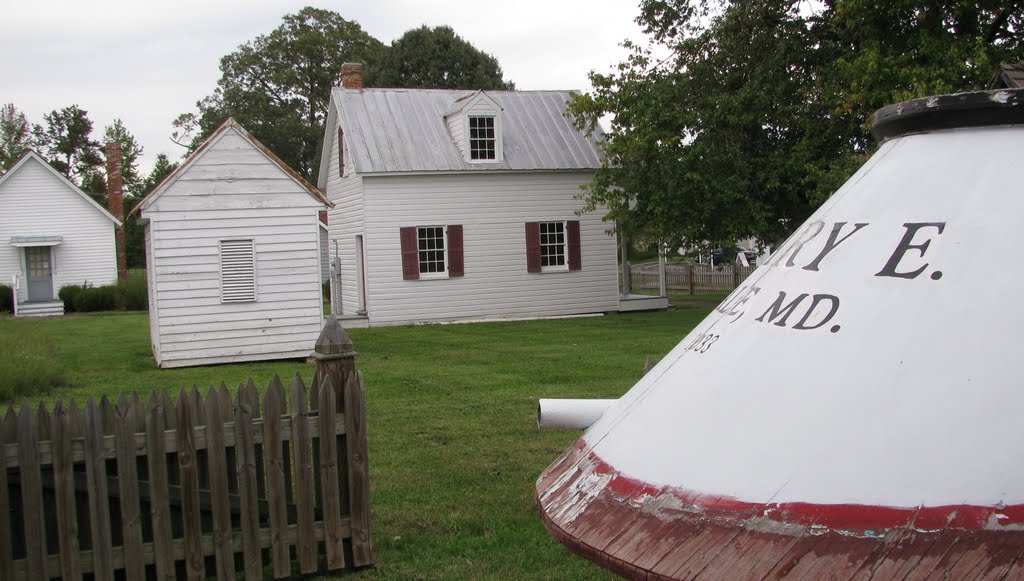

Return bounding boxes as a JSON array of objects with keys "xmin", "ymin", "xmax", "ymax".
[
  {"xmin": 538, "ymin": 221, "xmax": 566, "ymax": 269},
  {"xmin": 416, "ymin": 226, "xmax": 447, "ymax": 274},
  {"xmin": 469, "ymin": 116, "xmax": 496, "ymax": 160}
]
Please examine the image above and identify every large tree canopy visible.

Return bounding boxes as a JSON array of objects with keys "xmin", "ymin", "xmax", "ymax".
[
  {"xmin": 175, "ymin": 9, "xmax": 516, "ymax": 180},
  {"xmin": 173, "ymin": 7, "xmax": 384, "ymax": 179},
  {"xmin": 0, "ymin": 103, "xmax": 33, "ymax": 174},
  {"xmin": 368, "ymin": 25, "xmax": 514, "ymax": 90},
  {"xmin": 33, "ymin": 105, "xmax": 103, "ymax": 186},
  {"xmin": 571, "ymin": 0, "xmax": 1024, "ymax": 250}
]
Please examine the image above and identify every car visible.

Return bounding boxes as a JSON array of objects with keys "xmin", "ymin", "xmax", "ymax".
[{"xmin": 711, "ymin": 246, "xmax": 757, "ymax": 266}]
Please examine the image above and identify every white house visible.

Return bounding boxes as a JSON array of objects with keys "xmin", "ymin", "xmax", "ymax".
[
  {"xmin": 135, "ymin": 119, "xmax": 333, "ymax": 368},
  {"xmin": 318, "ymin": 64, "xmax": 635, "ymax": 327},
  {"xmin": 0, "ymin": 151, "xmax": 121, "ymax": 316}
]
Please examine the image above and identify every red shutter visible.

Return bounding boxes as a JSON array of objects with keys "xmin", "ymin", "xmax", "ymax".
[
  {"xmin": 338, "ymin": 127, "xmax": 345, "ymax": 177},
  {"xmin": 525, "ymin": 222, "xmax": 541, "ymax": 273},
  {"xmin": 400, "ymin": 227, "xmax": 419, "ymax": 280},
  {"xmin": 567, "ymin": 220, "xmax": 582, "ymax": 271},
  {"xmin": 448, "ymin": 225, "xmax": 464, "ymax": 277}
]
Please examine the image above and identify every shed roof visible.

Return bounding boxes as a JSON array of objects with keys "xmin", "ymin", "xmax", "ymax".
[
  {"xmin": 0, "ymin": 151, "xmax": 122, "ymax": 227},
  {"xmin": 320, "ymin": 88, "xmax": 603, "ymax": 180},
  {"xmin": 133, "ymin": 118, "xmax": 332, "ymax": 216},
  {"xmin": 989, "ymin": 63, "xmax": 1024, "ymax": 89}
]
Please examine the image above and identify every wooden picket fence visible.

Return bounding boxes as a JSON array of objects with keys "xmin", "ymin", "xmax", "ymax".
[
  {"xmin": 0, "ymin": 318, "xmax": 373, "ymax": 580},
  {"xmin": 630, "ymin": 263, "xmax": 757, "ymax": 295}
]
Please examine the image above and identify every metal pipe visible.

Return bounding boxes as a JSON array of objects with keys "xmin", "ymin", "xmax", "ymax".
[{"xmin": 537, "ymin": 398, "xmax": 617, "ymax": 430}]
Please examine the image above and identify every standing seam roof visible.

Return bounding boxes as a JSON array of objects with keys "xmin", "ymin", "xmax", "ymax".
[{"xmin": 334, "ymin": 88, "xmax": 604, "ymax": 174}]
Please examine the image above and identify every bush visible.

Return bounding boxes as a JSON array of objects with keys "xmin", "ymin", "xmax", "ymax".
[
  {"xmin": 58, "ymin": 279, "xmax": 149, "ymax": 313},
  {"xmin": 75, "ymin": 285, "xmax": 118, "ymax": 312},
  {"xmin": 58, "ymin": 284, "xmax": 87, "ymax": 312},
  {"xmin": 0, "ymin": 323, "xmax": 66, "ymax": 401},
  {"xmin": 0, "ymin": 284, "xmax": 12, "ymax": 313},
  {"xmin": 115, "ymin": 277, "xmax": 148, "ymax": 311}
]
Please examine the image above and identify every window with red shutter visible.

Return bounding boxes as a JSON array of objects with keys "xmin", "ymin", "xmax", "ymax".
[
  {"xmin": 401, "ymin": 225, "xmax": 464, "ymax": 279},
  {"xmin": 527, "ymin": 220, "xmax": 581, "ymax": 272}
]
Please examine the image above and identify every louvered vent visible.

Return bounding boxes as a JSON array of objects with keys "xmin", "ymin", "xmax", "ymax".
[{"xmin": 220, "ymin": 239, "xmax": 257, "ymax": 302}]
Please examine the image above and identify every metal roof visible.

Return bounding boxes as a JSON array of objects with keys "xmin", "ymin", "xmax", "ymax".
[{"xmin": 332, "ymin": 88, "xmax": 604, "ymax": 174}]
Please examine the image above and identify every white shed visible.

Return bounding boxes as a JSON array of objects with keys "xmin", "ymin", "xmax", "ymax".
[
  {"xmin": 318, "ymin": 65, "xmax": 629, "ymax": 327},
  {"xmin": 135, "ymin": 119, "xmax": 333, "ymax": 368},
  {"xmin": 0, "ymin": 151, "xmax": 121, "ymax": 316}
]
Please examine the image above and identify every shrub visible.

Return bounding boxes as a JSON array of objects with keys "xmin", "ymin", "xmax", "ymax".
[
  {"xmin": 115, "ymin": 277, "xmax": 148, "ymax": 311},
  {"xmin": 75, "ymin": 285, "xmax": 118, "ymax": 312},
  {"xmin": 58, "ymin": 284, "xmax": 88, "ymax": 312},
  {"xmin": 323, "ymin": 279, "xmax": 331, "ymax": 301},
  {"xmin": 0, "ymin": 323, "xmax": 66, "ymax": 401},
  {"xmin": 0, "ymin": 284, "xmax": 12, "ymax": 313}
]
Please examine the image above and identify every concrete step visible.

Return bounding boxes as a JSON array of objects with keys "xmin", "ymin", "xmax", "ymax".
[{"xmin": 16, "ymin": 300, "xmax": 65, "ymax": 317}]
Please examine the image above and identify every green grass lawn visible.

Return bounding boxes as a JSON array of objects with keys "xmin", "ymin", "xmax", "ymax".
[{"xmin": 0, "ymin": 296, "xmax": 720, "ymax": 579}]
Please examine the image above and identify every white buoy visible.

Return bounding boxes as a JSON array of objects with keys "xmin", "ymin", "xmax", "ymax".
[{"xmin": 537, "ymin": 88, "xmax": 1024, "ymax": 579}]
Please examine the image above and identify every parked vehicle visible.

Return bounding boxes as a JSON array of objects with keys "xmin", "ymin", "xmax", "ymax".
[{"xmin": 711, "ymin": 246, "xmax": 756, "ymax": 266}]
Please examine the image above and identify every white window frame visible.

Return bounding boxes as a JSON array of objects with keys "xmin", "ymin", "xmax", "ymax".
[
  {"xmin": 465, "ymin": 114, "xmax": 501, "ymax": 163},
  {"xmin": 219, "ymin": 238, "xmax": 258, "ymax": 303},
  {"xmin": 417, "ymin": 226, "xmax": 449, "ymax": 279},
  {"xmin": 539, "ymin": 221, "xmax": 569, "ymax": 272}
]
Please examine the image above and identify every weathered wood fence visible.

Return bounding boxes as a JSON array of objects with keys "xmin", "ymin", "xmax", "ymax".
[
  {"xmin": 0, "ymin": 317, "xmax": 373, "ymax": 580},
  {"xmin": 630, "ymin": 263, "xmax": 757, "ymax": 295}
]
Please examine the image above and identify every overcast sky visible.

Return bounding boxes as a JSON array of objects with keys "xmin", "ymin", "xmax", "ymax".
[{"xmin": 1, "ymin": 0, "xmax": 649, "ymax": 174}]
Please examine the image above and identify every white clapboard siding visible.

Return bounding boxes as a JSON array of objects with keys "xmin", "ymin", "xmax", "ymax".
[
  {"xmin": 0, "ymin": 155, "xmax": 117, "ymax": 303},
  {"xmin": 351, "ymin": 171, "xmax": 618, "ymax": 326},
  {"xmin": 142, "ymin": 124, "xmax": 327, "ymax": 367},
  {"xmin": 326, "ymin": 125, "xmax": 365, "ymax": 316}
]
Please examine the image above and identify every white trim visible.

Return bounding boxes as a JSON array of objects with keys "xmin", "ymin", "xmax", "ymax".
[
  {"xmin": 10, "ymin": 235, "xmax": 63, "ymax": 247},
  {"xmin": 466, "ymin": 115, "xmax": 501, "ymax": 163},
  {"xmin": 317, "ymin": 94, "xmax": 340, "ymax": 188},
  {"xmin": 539, "ymin": 220, "xmax": 569, "ymax": 272},
  {"xmin": 415, "ymin": 225, "xmax": 449, "ymax": 279}
]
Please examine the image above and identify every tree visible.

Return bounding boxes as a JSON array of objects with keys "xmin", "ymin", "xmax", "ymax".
[
  {"xmin": 34, "ymin": 105, "xmax": 102, "ymax": 187},
  {"xmin": 174, "ymin": 7, "xmax": 384, "ymax": 179},
  {"xmin": 369, "ymin": 25, "xmax": 514, "ymax": 90},
  {"xmin": 104, "ymin": 119, "xmax": 144, "ymax": 195},
  {"xmin": 124, "ymin": 153, "xmax": 179, "ymax": 268},
  {"xmin": 571, "ymin": 0, "xmax": 1024, "ymax": 250},
  {"xmin": 0, "ymin": 103, "xmax": 33, "ymax": 174}
]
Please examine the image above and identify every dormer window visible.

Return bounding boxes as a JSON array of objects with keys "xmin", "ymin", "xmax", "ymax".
[
  {"xmin": 469, "ymin": 116, "xmax": 496, "ymax": 160},
  {"xmin": 445, "ymin": 91, "xmax": 503, "ymax": 163}
]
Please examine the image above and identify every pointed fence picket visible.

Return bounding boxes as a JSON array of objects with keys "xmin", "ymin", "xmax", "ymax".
[{"xmin": 0, "ymin": 317, "xmax": 374, "ymax": 580}]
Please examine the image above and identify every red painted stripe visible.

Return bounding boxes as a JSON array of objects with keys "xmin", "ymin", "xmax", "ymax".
[{"xmin": 570, "ymin": 439, "xmax": 1024, "ymax": 535}]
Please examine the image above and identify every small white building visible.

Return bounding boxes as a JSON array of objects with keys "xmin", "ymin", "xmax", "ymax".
[
  {"xmin": 0, "ymin": 151, "xmax": 121, "ymax": 316},
  {"xmin": 319, "ymin": 65, "xmax": 629, "ymax": 326},
  {"xmin": 135, "ymin": 119, "xmax": 333, "ymax": 368}
]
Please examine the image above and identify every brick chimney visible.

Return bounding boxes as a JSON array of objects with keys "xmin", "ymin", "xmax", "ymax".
[
  {"xmin": 340, "ymin": 63, "xmax": 364, "ymax": 89},
  {"xmin": 104, "ymin": 142, "xmax": 127, "ymax": 281}
]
